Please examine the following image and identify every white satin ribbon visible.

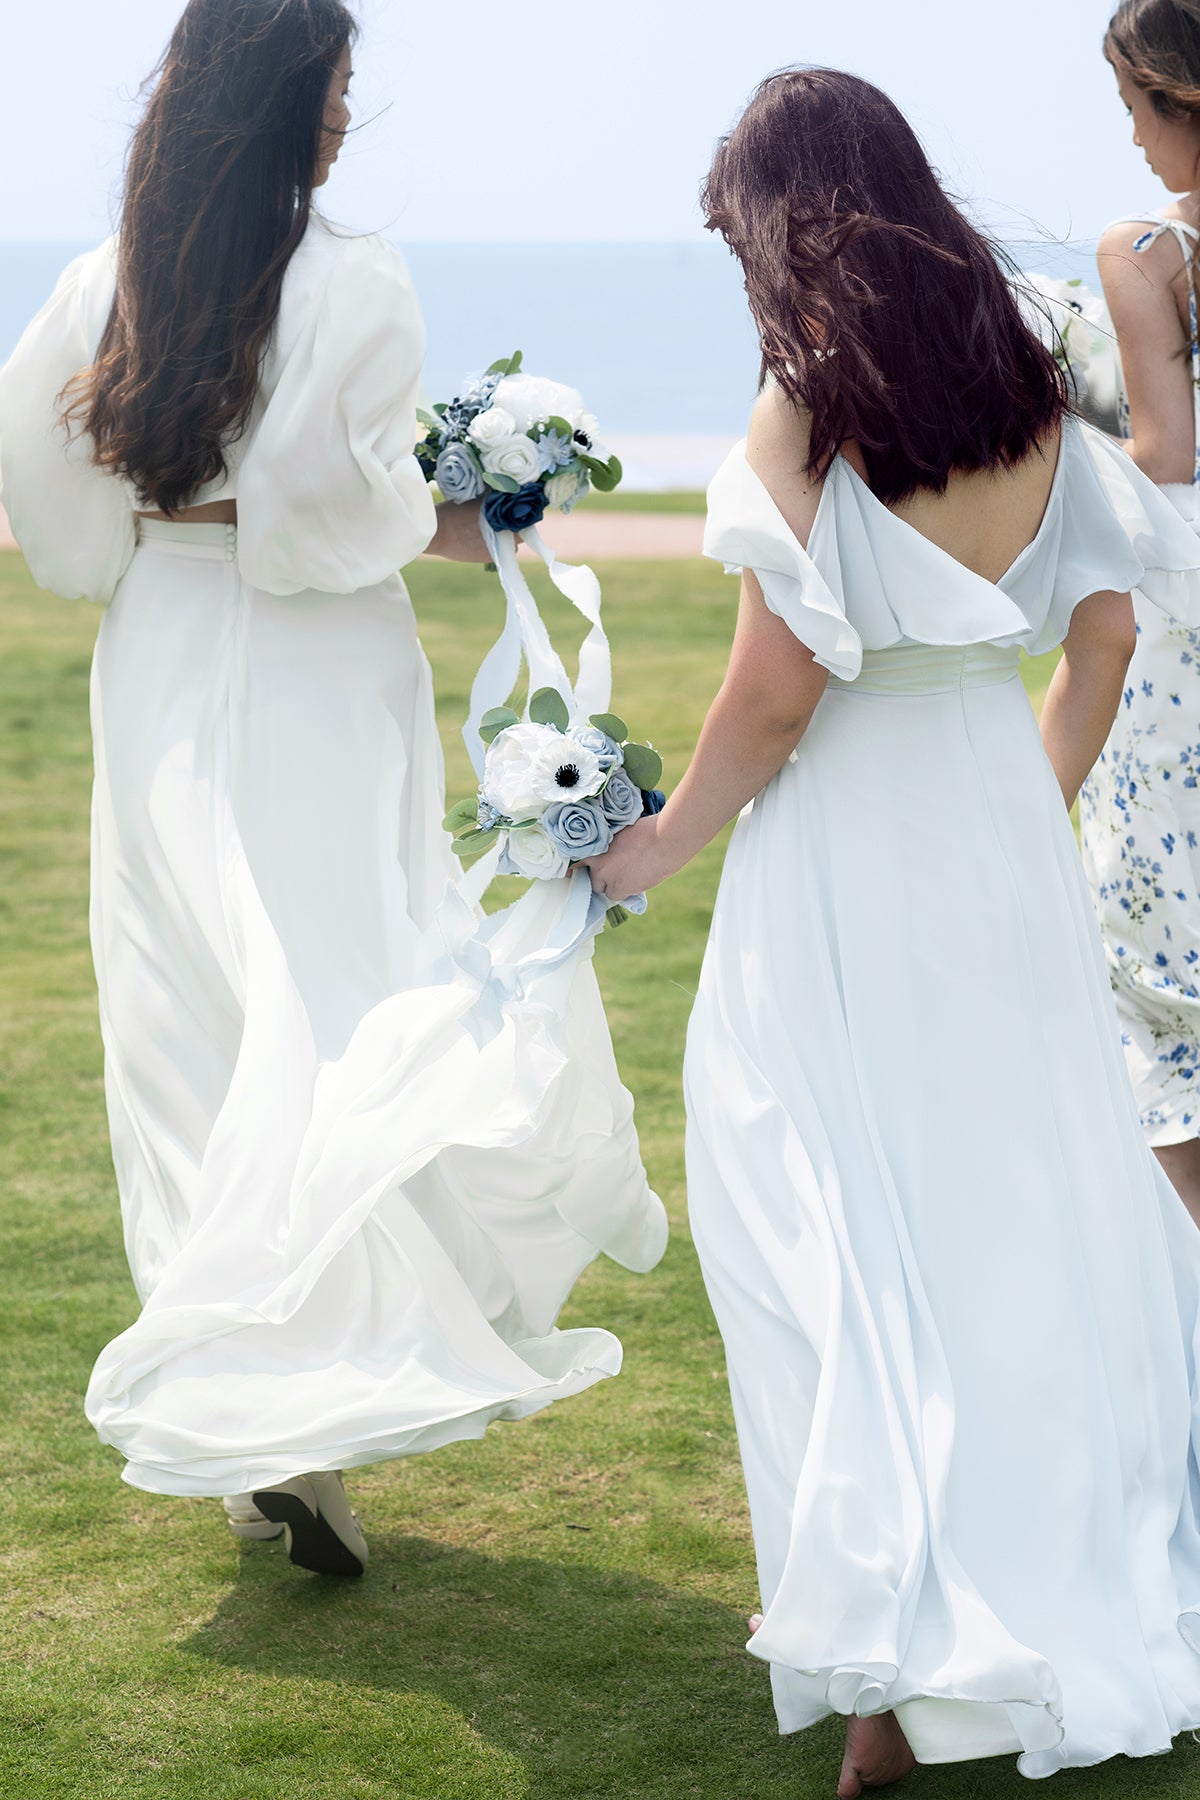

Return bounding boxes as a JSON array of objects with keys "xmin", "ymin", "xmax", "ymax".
[{"xmin": 463, "ymin": 517, "xmax": 614, "ymax": 778}]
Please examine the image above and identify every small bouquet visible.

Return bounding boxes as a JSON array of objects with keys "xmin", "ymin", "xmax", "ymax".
[
  {"xmin": 415, "ymin": 351, "xmax": 623, "ymax": 532},
  {"xmin": 1020, "ymin": 274, "xmax": 1119, "ymax": 427},
  {"xmin": 444, "ymin": 686, "xmax": 665, "ymax": 926}
]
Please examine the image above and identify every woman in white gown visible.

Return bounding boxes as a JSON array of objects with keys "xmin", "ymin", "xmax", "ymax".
[
  {"xmin": 586, "ymin": 66, "xmax": 1200, "ymax": 1792},
  {"xmin": 1080, "ymin": 0, "xmax": 1200, "ymax": 1222},
  {"xmin": 0, "ymin": 0, "xmax": 664, "ymax": 1577}
]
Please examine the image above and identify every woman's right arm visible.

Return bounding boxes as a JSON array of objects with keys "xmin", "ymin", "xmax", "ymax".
[
  {"xmin": 1099, "ymin": 220, "xmax": 1195, "ymax": 483},
  {"xmin": 1038, "ymin": 589, "xmax": 1137, "ymax": 808}
]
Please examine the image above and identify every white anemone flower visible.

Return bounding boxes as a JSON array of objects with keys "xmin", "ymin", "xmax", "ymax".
[{"xmin": 483, "ymin": 722, "xmax": 605, "ymax": 822}]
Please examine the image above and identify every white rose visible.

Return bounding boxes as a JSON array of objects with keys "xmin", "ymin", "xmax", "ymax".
[
  {"xmin": 504, "ymin": 822, "xmax": 570, "ymax": 881},
  {"xmin": 467, "ymin": 405, "xmax": 517, "ymax": 450},
  {"xmin": 492, "ymin": 373, "xmax": 584, "ymax": 434},
  {"xmin": 545, "ymin": 467, "xmax": 588, "ymax": 509},
  {"xmin": 481, "ymin": 434, "xmax": 544, "ymax": 485},
  {"xmin": 483, "ymin": 722, "xmax": 561, "ymax": 821}
]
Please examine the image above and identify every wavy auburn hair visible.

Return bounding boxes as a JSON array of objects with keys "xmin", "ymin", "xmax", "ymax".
[
  {"xmin": 702, "ymin": 68, "xmax": 1068, "ymax": 505},
  {"xmin": 65, "ymin": 0, "xmax": 357, "ymax": 516}
]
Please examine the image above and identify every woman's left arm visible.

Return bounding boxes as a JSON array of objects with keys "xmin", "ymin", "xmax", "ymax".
[{"xmin": 582, "ymin": 569, "xmax": 829, "ymax": 901}]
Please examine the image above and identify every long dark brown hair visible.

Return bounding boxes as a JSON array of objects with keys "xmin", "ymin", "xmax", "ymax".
[
  {"xmin": 702, "ymin": 68, "xmax": 1068, "ymax": 505},
  {"xmin": 65, "ymin": 0, "xmax": 357, "ymax": 516}
]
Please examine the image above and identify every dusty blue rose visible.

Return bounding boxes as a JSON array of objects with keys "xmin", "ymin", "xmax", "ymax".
[
  {"xmin": 599, "ymin": 767, "xmax": 644, "ymax": 828},
  {"xmin": 569, "ymin": 725, "xmax": 622, "ymax": 772},
  {"xmin": 542, "ymin": 797, "xmax": 613, "ymax": 861},
  {"xmin": 482, "ymin": 481, "xmax": 549, "ymax": 534},
  {"xmin": 436, "ymin": 442, "xmax": 485, "ymax": 503}
]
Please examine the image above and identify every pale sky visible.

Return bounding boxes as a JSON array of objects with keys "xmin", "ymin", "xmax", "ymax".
[{"xmin": 0, "ymin": 0, "xmax": 1162, "ymax": 246}]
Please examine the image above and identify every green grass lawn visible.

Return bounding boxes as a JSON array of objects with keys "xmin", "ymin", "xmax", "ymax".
[
  {"xmin": 577, "ymin": 490, "xmax": 707, "ymax": 515},
  {"xmin": 2, "ymin": 548, "xmax": 1189, "ymax": 1800}
]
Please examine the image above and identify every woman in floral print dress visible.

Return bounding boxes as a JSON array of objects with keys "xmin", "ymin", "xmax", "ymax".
[{"xmin": 1080, "ymin": 0, "xmax": 1200, "ymax": 1223}]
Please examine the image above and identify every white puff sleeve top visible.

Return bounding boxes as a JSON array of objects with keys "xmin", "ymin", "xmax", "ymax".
[{"xmin": 0, "ymin": 217, "xmax": 438, "ymax": 603}]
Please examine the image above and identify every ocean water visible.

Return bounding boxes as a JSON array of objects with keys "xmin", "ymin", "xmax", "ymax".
[{"xmin": 0, "ymin": 237, "xmax": 1100, "ymax": 488}]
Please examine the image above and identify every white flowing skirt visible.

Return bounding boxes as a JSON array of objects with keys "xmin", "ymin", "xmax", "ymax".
[
  {"xmin": 84, "ymin": 522, "xmax": 666, "ymax": 1496},
  {"xmin": 685, "ymin": 642, "xmax": 1200, "ymax": 1778}
]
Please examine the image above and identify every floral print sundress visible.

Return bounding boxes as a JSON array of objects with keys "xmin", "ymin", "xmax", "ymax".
[{"xmin": 1080, "ymin": 212, "xmax": 1200, "ymax": 1145}]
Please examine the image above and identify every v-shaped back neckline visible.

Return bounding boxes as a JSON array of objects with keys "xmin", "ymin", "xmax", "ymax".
[
  {"xmin": 744, "ymin": 423, "xmax": 1068, "ymax": 595},
  {"xmin": 830, "ymin": 428, "xmax": 1068, "ymax": 590}
]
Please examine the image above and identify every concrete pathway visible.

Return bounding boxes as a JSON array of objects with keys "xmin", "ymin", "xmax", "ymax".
[{"xmin": 0, "ymin": 502, "xmax": 706, "ymax": 562}]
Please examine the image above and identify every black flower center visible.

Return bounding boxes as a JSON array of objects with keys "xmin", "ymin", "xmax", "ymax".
[{"xmin": 555, "ymin": 764, "xmax": 581, "ymax": 789}]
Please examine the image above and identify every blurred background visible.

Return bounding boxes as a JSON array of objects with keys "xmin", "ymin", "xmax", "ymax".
[{"xmin": 0, "ymin": 0, "xmax": 1154, "ymax": 483}]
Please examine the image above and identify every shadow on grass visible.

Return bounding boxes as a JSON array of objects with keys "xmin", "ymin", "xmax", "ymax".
[
  {"xmin": 180, "ymin": 1529, "xmax": 1200, "ymax": 1800},
  {"xmin": 183, "ymin": 1531, "xmax": 843, "ymax": 1799}
]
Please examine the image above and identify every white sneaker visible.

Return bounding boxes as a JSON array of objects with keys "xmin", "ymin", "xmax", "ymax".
[
  {"xmin": 250, "ymin": 1471, "xmax": 368, "ymax": 1577},
  {"xmin": 223, "ymin": 1493, "xmax": 285, "ymax": 1541}
]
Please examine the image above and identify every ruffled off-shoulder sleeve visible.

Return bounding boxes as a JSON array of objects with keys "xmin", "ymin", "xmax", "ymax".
[
  {"xmin": 1001, "ymin": 417, "xmax": 1200, "ymax": 649},
  {"xmin": 704, "ymin": 439, "xmax": 864, "ymax": 680},
  {"xmin": 705, "ymin": 418, "xmax": 1200, "ymax": 670},
  {"xmin": 0, "ymin": 242, "xmax": 136, "ymax": 604},
  {"xmin": 236, "ymin": 231, "xmax": 437, "ymax": 596}
]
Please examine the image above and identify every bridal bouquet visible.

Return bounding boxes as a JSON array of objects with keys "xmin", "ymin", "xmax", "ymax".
[
  {"xmin": 415, "ymin": 351, "xmax": 623, "ymax": 529},
  {"xmin": 444, "ymin": 687, "xmax": 664, "ymax": 926}
]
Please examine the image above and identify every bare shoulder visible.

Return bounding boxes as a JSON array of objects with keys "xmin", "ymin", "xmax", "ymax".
[
  {"xmin": 1099, "ymin": 218, "xmax": 1188, "ymax": 306},
  {"xmin": 744, "ymin": 381, "xmax": 824, "ymax": 547}
]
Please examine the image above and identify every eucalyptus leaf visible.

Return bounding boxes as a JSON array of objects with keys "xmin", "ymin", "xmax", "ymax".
[
  {"xmin": 590, "ymin": 712, "xmax": 628, "ymax": 741},
  {"xmin": 479, "ymin": 705, "xmax": 519, "ymax": 745},
  {"xmin": 529, "ymin": 687, "xmax": 570, "ymax": 731},
  {"xmin": 547, "ymin": 415, "xmax": 574, "ymax": 439},
  {"xmin": 433, "ymin": 402, "xmax": 448, "ymax": 416},
  {"xmin": 482, "ymin": 470, "xmax": 521, "ymax": 494},
  {"xmin": 606, "ymin": 455, "xmax": 624, "ymax": 485},
  {"xmin": 443, "ymin": 798, "xmax": 480, "ymax": 831},
  {"xmin": 623, "ymin": 743, "xmax": 663, "ymax": 789},
  {"xmin": 450, "ymin": 827, "xmax": 500, "ymax": 858},
  {"xmin": 417, "ymin": 408, "xmax": 440, "ymax": 429}
]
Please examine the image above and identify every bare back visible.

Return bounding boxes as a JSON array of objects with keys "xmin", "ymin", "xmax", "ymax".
[{"xmin": 746, "ymin": 382, "xmax": 1061, "ymax": 585}]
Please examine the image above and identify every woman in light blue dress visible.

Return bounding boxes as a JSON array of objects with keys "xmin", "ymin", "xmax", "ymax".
[{"xmin": 588, "ymin": 65, "xmax": 1200, "ymax": 1793}]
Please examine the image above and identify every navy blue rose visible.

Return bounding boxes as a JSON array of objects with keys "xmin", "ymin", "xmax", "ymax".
[
  {"xmin": 482, "ymin": 481, "xmax": 549, "ymax": 535},
  {"xmin": 641, "ymin": 788, "xmax": 667, "ymax": 816}
]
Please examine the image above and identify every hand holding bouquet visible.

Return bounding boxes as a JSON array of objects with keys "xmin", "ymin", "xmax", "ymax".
[{"xmin": 445, "ymin": 687, "xmax": 665, "ymax": 926}]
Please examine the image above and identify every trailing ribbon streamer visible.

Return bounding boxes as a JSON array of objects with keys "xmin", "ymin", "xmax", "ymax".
[{"xmin": 463, "ymin": 518, "xmax": 614, "ymax": 779}]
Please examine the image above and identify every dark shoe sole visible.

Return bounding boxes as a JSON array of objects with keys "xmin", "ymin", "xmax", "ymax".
[{"xmin": 250, "ymin": 1488, "xmax": 365, "ymax": 1578}]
